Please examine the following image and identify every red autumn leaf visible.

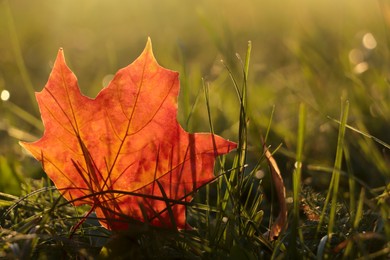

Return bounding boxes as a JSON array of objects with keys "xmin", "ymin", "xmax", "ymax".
[{"xmin": 20, "ymin": 38, "xmax": 236, "ymax": 230}]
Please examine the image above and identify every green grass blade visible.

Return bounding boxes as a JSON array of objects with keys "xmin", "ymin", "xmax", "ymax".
[
  {"xmin": 328, "ymin": 100, "xmax": 349, "ymax": 238},
  {"xmin": 263, "ymin": 106, "xmax": 275, "ymax": 144},
  {"xmin": 3, "ymin": 1, "xmax": 37, "ymax": 111},
  {"xmin": 317, "ymin": 234, "xmax": 329, "ymax": 260},
  {"xmin": 289, "ymin": 103, "xmax": 306, "ymax": 257},
  {"xmin": 185, "ymin": 85, "xmax": 202, "ymax": 131},
  {"xmin": 343, "ymin": 144, "xmax": 356, "ymax": 215},
  {"xmin": 202, "ymin": 80, "xmax": 215, "ymax": 135},
  {"xmin": 244, "ymin": 41, "xmax": 251, "ymax": 82},
  {"xmin": 327, "ymin": 116, "xmax": 390, "ymax": 150},
  {"xmin": 3, "ymin": 101, "xmax": 43, "ymax": 131},
  {"xmin": 353, "ymin": 188, "xmax": 365, "ymax": 229},
  {"xmin": 156, "ymin": 180, "xmax": 177, "ymax": 229},
  {"xmin": 316, "ymin": 100, "xmax": 349, "ymax": 243}
]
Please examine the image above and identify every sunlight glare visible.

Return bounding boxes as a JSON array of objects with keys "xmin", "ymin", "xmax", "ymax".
[{"xmin": 1, "ymin": 90, "xmax": 10, "ymax": 101}]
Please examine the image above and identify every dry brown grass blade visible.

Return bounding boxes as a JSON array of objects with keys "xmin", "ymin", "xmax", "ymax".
[{"xmin": 264, "ymin": 147, "xmax": 288, "ymax": 241}]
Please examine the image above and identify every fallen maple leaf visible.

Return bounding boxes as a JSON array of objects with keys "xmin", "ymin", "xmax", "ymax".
[{"xmin": 21, "ymin": 38, "xmax": 236, "ymax": 230}]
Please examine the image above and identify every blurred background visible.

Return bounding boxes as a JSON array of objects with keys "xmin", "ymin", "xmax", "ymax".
[{"xmin": 0, "ymin": 0, "xmax": 389, "ymax": 195}]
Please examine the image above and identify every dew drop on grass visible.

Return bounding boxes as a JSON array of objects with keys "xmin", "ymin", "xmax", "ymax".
[{"xmin": 294, "ymin": 161, "xmax": 302, "ymax": 169}]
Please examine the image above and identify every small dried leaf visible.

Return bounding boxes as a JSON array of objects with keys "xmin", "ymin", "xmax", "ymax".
[{"xmin": 264, "ymin": 147, "xmax": 287, "ymax": 240}]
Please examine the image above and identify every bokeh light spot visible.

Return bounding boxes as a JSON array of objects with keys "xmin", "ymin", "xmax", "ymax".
[
  {"xmin": 1, "ymin": 90, "xmax": 10, "ymax": 101},
  {"xmin": 362, "ymin": 33, "xmax": 377, "ymax": 49},
  {"xmin": 102, "ymin": 74, "xmax": 115, "ymax": 87},
  {"xmin": 353, "ymin": 62, "xmax": 369, "ymax": 74},
  {"xmin": 348, "ymin": 49, "xmax": 364, "ymax": 65},
  {"xmin": 255, "ymin": 169, "xmax": 265, "ymax": 179}
]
